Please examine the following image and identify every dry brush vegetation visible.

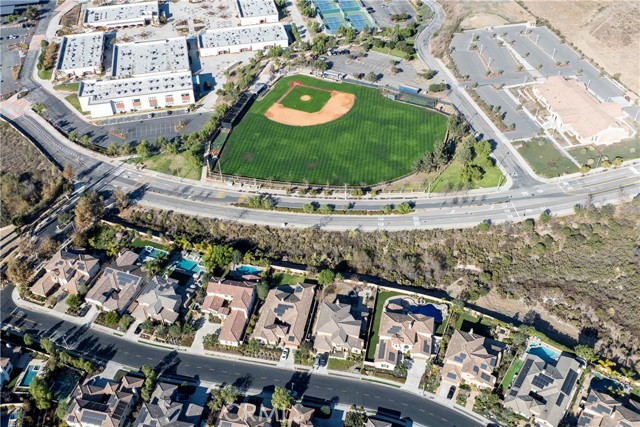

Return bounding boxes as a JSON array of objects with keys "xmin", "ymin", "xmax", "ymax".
[{"xmin": 126, "ymin": 199, "xmax": 640, "ymax": 369}]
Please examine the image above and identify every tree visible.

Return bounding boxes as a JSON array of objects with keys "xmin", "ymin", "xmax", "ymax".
[
  {"xmin": 40, "ymin": 337, "xmax": 55, "ymax": 355},
  {"xmin": 104, "ymin": 311, "xmax": 119, "ymax": 327},
  {"xmin": 63, "ymin": 164, "xmax": 74, "ymax": 182},
  {"xmin": 107, "ymin": 141, "xmax": 119, "ymax": 156},
  {"xmin": 140, "ymin": 319, "xmax": 155, "ymax": 334},
  {"xmin": 208, "ymin": 385, "xmax": 239, "ymax": 412},
  {"xmin": 68, "ymin": 130, "xmax": 79, "ymax": 143},
  {"xmin": 202, "ymin": 244, "xmax": 234, "ymax": 273},
  {"xmin": 575, "ymin": 344, "xmax": 597, "ymax": 362},
  {"xmin": 344, "ymin": 410, "xmax": 368, "ymax": 427},
  {"xmin": 256, "ymin": 281, "xmax": 269, "ymax": 301},
  {"xmin": 136, "ymin": 140, "xmax": 151, "ymax": 160},
  {"xmin": 6, "ymin": 258, "xmax": 32, "ymax": 285},
  {"xmin": 271, "ymin": 386, "xmax": 292, "ymax": 410},
  {"xmin": 23, "ymin": 5, "xmax": 37, "ymax": 20},
  {"xmin": 365, "ymin": 71, "xmax": 377, "ymax": 82},
  {"xmin": 428, "ymin": 83, "xmax": 448, "ymax": 92},
  {"xmin": 141, "ymin": 365, "xmax": 157, "ymax": 402},
  {"xmin": 317, "ymin": 269, "xmax": 335, "ymax": 286},
  {"xmin": 114, "ymin": 188, "xmax": 129, "ymax": 212},
  {"xmin": 539, "ymin": 210, "xmax": 552, "ymax": 224},
  {"xmin": 66, "ymin": 294, "xmax": 81, "ymax": 309},
  {"xmin": 23, "ymin": 333, "xmax": 33, "ymax": 346},
  {"xmin": 396, "ymin": 202, "xmax": 412, "ymax": 214},
  {"xmin": 118, "ymin": 315, "xmax": 131, "ymax": 331},
  {"xmin": 79, "ymin": 134, "xmax": 92, "ymax": 147},
  {"xmin": 419, "ymin": 69, "xmax": 437, "ymax": 80},
  {"xmin": 30, "ymin": 377, "xmax": 53, "ymax": 409},
  {"xmin": 74, "ymin": 192, "xmax": 105, "ymax": 231},
  {"xmin": 38, "ymin": 236, "xmax": 58, "ymax": 258}
]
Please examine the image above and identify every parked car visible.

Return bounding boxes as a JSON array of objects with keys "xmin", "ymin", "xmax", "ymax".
[
  {"xmin": 319, "ymin": 353, "xmax": 328, "ymax": 367},
  {"xmin": 281, "ymin": 348, "xmax": 290, "ymax": 360},
  {"xmin": 447, "ymin": 386, "xmax": 456, "ymax": 400},
  {"xmin": 313, "ymin": 355, "xmax": 321, "ymax": 368}
]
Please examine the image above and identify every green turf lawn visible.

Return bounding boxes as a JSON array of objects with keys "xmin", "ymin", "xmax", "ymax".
[
  {"xmin": 270, "ymin": 272, "xmax": 306, "ymax": 287},
  {"xmin": 65, "ymin": 94, "xmax": 88, "ymax": 115},
  {"xmin": 501, "ymin": 359, "xmax": 524, "ymax": 389},
  {"xmin": 142, "ymin": 151, "xmax": 202, "ymax": 180},
  {"xmin": 279, "ymin": 85, "xmax": 332, "ymax": 113},
  {"xmin": 221, "ymin": 75, "xmax": 448, "ymax": 185},
  {"xmin": 431, "ymin": 157, "xmax": 504, "ymax": 192},
  {"xmin": 516, "ymin": 138, "xmax": 579, "ymax": 178},
  {"xmin": 567, "ymin": 136, "xmax": 640, "ymax": 164},
  {"xmin": 54, "ymin": 82, "xmax": 80, "ymax": 92}
]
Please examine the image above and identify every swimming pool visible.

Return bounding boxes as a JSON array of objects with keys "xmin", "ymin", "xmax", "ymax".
[
  {"xmin": 19, "ymin": 364, "xmax": 41, "ymax": 388},
  {"xmin": 236, "ymin": 265, "xmax": 261, "ymax": 275},
  {"xmin": 176, "ymin": 258, "xmax": 203, "ymax": 273},
  {"xmin": 409, "ymin": 304, "xmax": 444, "ymax": 322},
  {"xmin": 138, "ymin": 246, "xmax": 168, "ymax": 262},
  {"xmin": 527, "ymin": 344, "xmax": 560, "ymax": 364}
]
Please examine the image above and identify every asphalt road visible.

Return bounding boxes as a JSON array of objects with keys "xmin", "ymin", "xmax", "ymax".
[{"xmin": 0, "ymin": 285, "xmax": 485, "ymax": 427}]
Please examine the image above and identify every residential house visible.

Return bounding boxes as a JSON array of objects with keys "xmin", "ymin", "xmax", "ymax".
[
  {"xmin": 374, "ymin": 311, "xmax": 436, "ymax": 370},
  {"xmin": 441, "ymin": 330, "xmax": 505, "ymax": 389},
  {"xmin": 215, "ymin": 402, "xmax": 274, "ymax": 427},
  {"xmin": 504, "ymin": 352, "xmax": 581, "ymax": 427},
  {"xmin": 201, "ymin": 279, "xmax": 256, "ymax": 347},
  {"xmin": 132, "ymin": 275, "xmax": 183, "ymax": 324},
  {"xmin": 252, "ymin": 283, "xmax": 315, "ymax": 348},
  {"xmin": 65, "ymin": 375, "xmax": 144, "ymax": 427},
  {"xmin": 288, "ymin": 404, "xmax": 314, "ymax": 427},
  {"xmin": 0, "ymin": 344, "xmax": 23, "ymax": 387},
  {"xmin": 85, "ymin": 251, "xmax": 145, "ymax": 313},
  {"xmin": 578, "ymin": 389, "xmax": 640, "ymax": 427},
  {"xmin": 314, "ymin": 299, "xmax": 364, "ymax": 356},
  {"xmin": 31, "ymin": 250, "xmax": 100, "ymax": 297},
  {"xmin": 133, "ymin": 382, "xmax": 204, "ymax": 427}
]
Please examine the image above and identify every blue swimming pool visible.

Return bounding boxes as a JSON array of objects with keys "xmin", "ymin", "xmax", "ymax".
[
  {"xmin": 138, "ymin": 246, "xmax": 168, "ymax": 261},
  {"xmin": 176, "ymin": 258, "xmax": 203, "ymax": 273},
  {"xmin": 527, "ymin": 345, "xmax": 560, "ymax": 364},
  {"xmin": 19, "ymin": 365, "xmax": 41, "ymax": 387},
  {"xmin": 236, "ymin": 265, "xmax": 261, "ymax": 275},
  {"xmin": 408, "ymin": 304, "xmax": 443, "ymax": 322}
]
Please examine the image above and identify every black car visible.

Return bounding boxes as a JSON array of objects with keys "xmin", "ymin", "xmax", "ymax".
[
  {"xmin": 319, "ymin": 353, "xmax": 328, "ymax": 367},
  {"xmin": 447, "ymin": 386, "xmax": 456, "ymax": 400}
]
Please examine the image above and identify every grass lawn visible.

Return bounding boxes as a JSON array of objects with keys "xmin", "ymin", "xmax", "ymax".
[
  {"xmin": 366, "ymin": 290, "xmax": 405, "ymax": 360},
  {"xmin": 270, "ymin": 272, "xmax": 306, "ymax": 287},
  {"xmin": 516, "ymin": 138, "xmax": 579, "ymax": 177},
  {"xmin": 65, "ymin": 94, "xmax": 88, "ymax": 115},
  {"xmin": 141, "ymin": 151, "xmax": 202, "ymax": 180},
  {"xmin": 454, "ymin": 312, "xmax": 493, "ymax": 336},
  {"xmin": 371, "ymin": 45, "xmax": 412, "ymax": 59},
  {"xmin": 130, "ymin": 238, "xmax": 170, "ymax": 251},
  {"xmin": 279, "ymin": 85, "xmax": 332, "ymax": 113},
  {"xmin": 54, "ymin": 82, "xmax": 80, "ymax": 92},
  {"xmin": 501, "ymin": 359, "xmax": 524, "ymax": 389},
  {"xmin": 435, "ymin": 315, "xmax": 450, "ymax": 336},
  {"xmin": 567, "ymin": 137, "xmax": 640, "ymax": 164},
  {"xmin": 221, "ymin": 75, "xmax": 448, "ymax": 185},
  {"xmin": 38, "ymin": 67, "xmax": 52, "ymax": 80},
  {"xmin": 431, "ymin": 157, "xmax": 504, "ymax": 192},
  {"xmin": 327, "ymin": 358, "xmax": 356, "ymax": 371}
]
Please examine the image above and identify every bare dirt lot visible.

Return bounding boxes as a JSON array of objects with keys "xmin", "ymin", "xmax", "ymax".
[
  {"xmin": 264, "ymin": 91, "xmax": 355, "ymax": 126},
  {"xmin": 521, "ymin": 0, "xmax": 640, "ymax": 95}
]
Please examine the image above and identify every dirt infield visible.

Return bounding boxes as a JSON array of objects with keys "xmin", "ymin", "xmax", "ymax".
[{"xmin": 264, "ymin": 91, "xmax": 355, "ymax": 126}]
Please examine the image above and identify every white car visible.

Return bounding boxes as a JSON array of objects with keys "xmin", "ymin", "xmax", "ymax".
[{"xmin": 281, "ymin": 348, "xmax": 290, "ymax": 360}]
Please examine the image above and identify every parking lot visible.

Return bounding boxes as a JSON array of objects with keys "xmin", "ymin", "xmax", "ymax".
[
  {"xmin": 0, "ymin": 26, "xmax": 31, "ymax": 97},
  {"xmin": 361, "ymin": 0, "xmax": 415, "ymax": 29}
]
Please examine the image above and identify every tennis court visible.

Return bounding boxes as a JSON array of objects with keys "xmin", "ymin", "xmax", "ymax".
[
  {"xmin": 314, "ymin": 0, "xmax": 339, "ymax": 13},
  {"xmin": 323, "ymin": 15, "xmax": 344, "ymax": 33},
  {"xmin": 347, "ymin": 13, "xmax": 369, "ymax": 31},
  {"xmin": 338, "ymin": 0, "xmax": 360, "ymax": 12}
]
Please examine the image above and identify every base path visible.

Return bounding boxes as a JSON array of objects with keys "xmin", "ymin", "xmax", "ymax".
[{"xmin": 265, "ymin": 91, "xmax": 355, "ymax": 126}]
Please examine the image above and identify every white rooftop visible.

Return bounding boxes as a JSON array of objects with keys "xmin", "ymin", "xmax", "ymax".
[
  {"xmin": 84, "ymin": 1, "xmax": 159, "ymax": 25},
  {"xmin": 57, "ymin": 32, "xmax": 104, "ymax": 71},
  {"xmin": 199, "ymin": 23, "xmax": 287, "ymax": 49},
  {"xmin": 79, "ymin": 71, "xmax": 193, "ymax": 104},
  {"xmin": 236, "ymin": 0, "xmax": 277, "ymax": 18},
  {"xmin": 112, "ymin": 37, "xmax": 190, "ymax": 77}
]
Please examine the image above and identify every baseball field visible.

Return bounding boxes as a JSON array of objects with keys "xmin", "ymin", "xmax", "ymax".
[{"xmin": 219, "ymin": 75, "xmax": 448, "ymax": 185}]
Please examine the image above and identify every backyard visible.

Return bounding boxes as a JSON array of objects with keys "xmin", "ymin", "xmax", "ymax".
[{"xmin": 366, "ymin": 290, "xmax": 405, "ymax": 360}]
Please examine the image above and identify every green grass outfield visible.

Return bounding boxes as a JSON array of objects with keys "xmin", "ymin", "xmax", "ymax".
[
  {"xmin": 280, "ymin": 85, "xmax": 332, "ymax": 113},
  {"xmin": 220, "ymin": 75, "xmax": 448, "ymax": 185}
]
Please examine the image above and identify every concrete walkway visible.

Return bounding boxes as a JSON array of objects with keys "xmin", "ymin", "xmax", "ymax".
[{"xmin": 401, "ymin": 359, "xmax": 427, "ymax": 393}]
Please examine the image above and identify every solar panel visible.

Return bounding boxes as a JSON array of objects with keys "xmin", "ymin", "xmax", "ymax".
[
  {"xmin": 377, "ymin": 340, "xmax": 386, "ymax": 358},
  {"xmin": 512, "ymin": 359, "xmax": 533, "ymax": 389},
  {"xmin": 561, "ymin": 369, "xmax": 579, "ymax": 395},
  {"xmin": 555, "ymin": 394, "xmax": 565, "ymax": 406}
]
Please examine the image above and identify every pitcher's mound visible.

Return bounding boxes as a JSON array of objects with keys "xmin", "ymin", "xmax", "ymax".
[{"xmin": 265, "ymin": 91, "xmax": 355, "ymax": 126}]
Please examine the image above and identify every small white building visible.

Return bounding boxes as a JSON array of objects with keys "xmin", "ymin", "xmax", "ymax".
[
  {"xmin": 78, "ymin": 71, "xmax": 194, "ymax": 117},
  {"xmin": 84, "ymin": 1, "xmax": 160, "ymax": 28},
  {"xmin": 56, "ymin": 32, "xmax": 105, "ymax": 78},
  {"xmin": 112, "ymin": 37, "xmax": 190, "ymax": 78},
  {"xmin": 236, "ymin": 0, "xmax": 279, "ymax": 26},
  {"xmin": 198, "ymin": 23, "xmax": 288, "ymax": 57}
]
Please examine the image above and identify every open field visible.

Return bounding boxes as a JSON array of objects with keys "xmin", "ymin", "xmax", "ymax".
[
  {"xmin": 568, "ymin": 137, "xmax": 640, "ymax": 165},
  {"xmin": 141, "ymin": 152, "xmax": 202, "ymax": 180},
  {"xmin": 431, "ymin": 157, "xmax": 503, "ymax": 192},
  {"xmin": 221, "ymin": 75, "xmax": 448, "ymax": 185},
  {"xmin": 516, "ymin": 138, "xmax": 579, "ymax": 178},
  {"xmin": 520, "ymin": 0, "xmax": 640, "ymax": 94}
]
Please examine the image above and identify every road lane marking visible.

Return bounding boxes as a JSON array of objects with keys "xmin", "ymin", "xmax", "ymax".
[
  {"xmin": 630, "ymin": 167, "xmax": 639, "ymax": 175},
  {"xmin": 215, "ymin": 191, "xmax": 224, "ymax": 198},
  {"xmin": 238, "ymin": 194, "xmax": 247, "ymax": 203}
]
